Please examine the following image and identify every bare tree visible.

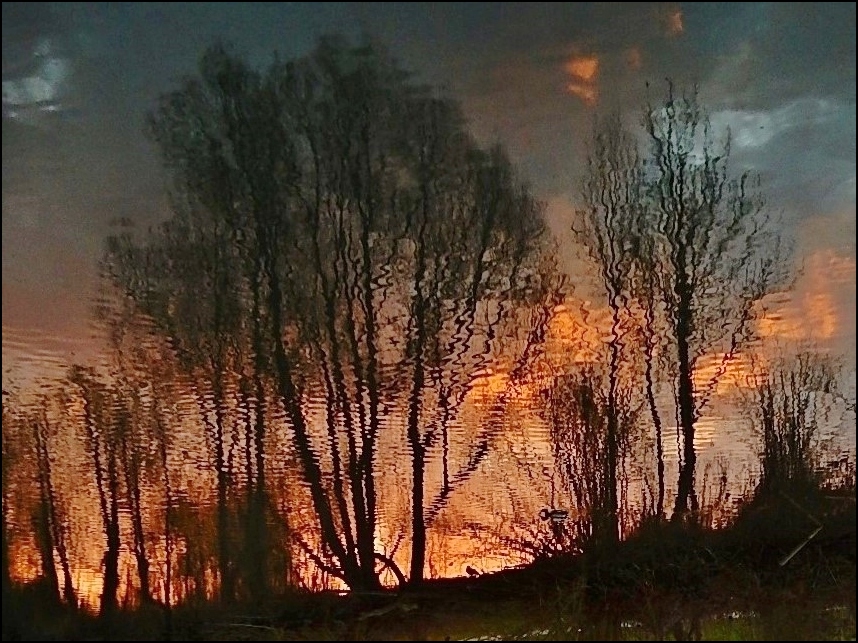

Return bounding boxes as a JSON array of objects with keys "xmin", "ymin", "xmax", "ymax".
[
  {"xmin": 68, "ymin": 366, "xmax": 122, "ymax": 614},
  {"xmin": 639, "ymin": 82, "xmax": 789, "ymax": 518},
  {"xmin": 93, "ymin": 290, "xmax": 158, "ymax": 605},
  {"xmin": 572, "ymin": 113, "xmax": 643, "ymax": 539},
  {"xmin": 571, "ymin": 84, "xmax": 789, "ymax": 522},
  {"xmin": 107, "ymin": 37, "xmax": 556, "ymax": 591},
  {"xmin": 19, "ymin": 402, "xmax": 76, "ymax": 607},
  {"xmin": 746, "ymin": 352, "xmax": 841, "ymax": 497}
]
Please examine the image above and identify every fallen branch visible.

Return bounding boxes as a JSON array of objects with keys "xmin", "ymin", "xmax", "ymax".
[
  {"xmin": 220, "ymin": 623, "xmax": 280, "ymax": 631},
  {"xmin": 779, "ymin": 525, "xmax": 823, "ymax": 567}
]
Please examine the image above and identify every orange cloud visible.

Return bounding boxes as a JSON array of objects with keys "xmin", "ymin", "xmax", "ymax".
[
  {"xmin": 566, "ymin": 82, "xmax": 598, "ymax": 106},
  {"xmin": 564, "ymin": 55, "xmax": 599, "ymax": 83},
  {"xmin": 666, "ymin": 9, "xmax": 684, "ymax": 36},
  {"xmin": 563, "ymin": 54, "xmax": 600, "ymax": 106}
]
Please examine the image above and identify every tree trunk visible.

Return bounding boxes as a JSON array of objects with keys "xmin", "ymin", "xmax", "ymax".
[{"xmin": 673, "ymin": 298, "xmax": 697, "ymax": 518}]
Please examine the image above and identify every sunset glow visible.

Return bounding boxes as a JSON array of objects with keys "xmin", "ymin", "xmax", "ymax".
[
  {"xmin": 2, "ymin": 4, "xmax": 854, "ymax": 632},
  {"xmin": 564, "ymin": 55, "xmax": 600, "ymax": 106}
]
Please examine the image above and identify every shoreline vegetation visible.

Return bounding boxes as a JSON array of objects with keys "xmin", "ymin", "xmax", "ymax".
[{"xmin": 3, "ymin": 485, "xmax": 855, "ymax": 641}]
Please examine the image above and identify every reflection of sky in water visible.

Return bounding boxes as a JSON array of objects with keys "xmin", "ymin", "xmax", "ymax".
[
  {"xmin": 2, "ymin": 37, "xmax": 72, "ymax": 121},
  {"xmin": 1, "ymin": 2, "xmax": 855, "ymax": 607}
]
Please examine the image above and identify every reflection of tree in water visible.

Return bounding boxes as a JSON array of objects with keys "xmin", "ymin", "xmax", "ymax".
[
  {"xmin": 539, "ymin": 507, "xmax": 570, "ymax": 542},
  {"xmin": 567, "ymin": 85, "xmax": 792, "ymax": 526},
  {"xmin": 4, "ymin": 42, "xmax": 852, "ymax": 611},
  {"xmin": 12, "ymin": 400, "xmax": 77, "ymax": 608},
  {"xmin": 541, "ymin": 369, "xmax": 636, "ymax": 549},
  {"xmin": 67, "ymin": 366, "xmax": 131, "ymax": 614},
  {"xmin": 99, "ymin": 35, "xmax": 558, "ymax": 592},
  {"xmin": 745, "ymin": 352, "xmax": 843, "ymax": 498}
]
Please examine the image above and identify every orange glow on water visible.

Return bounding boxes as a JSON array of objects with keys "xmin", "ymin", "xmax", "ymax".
[
  {"xmin": 467, "ymin": 368, "xmax": 511, "ymax": 405},
  {"xmin": 757, "ymin": 250, "xmax": 855, "ymax": 343},
  {"xmin": 694, "ymin": 351, "xmax": 761, "ymax": 395},
  {"xmin": 545, "ymin": 302, "xmax": 602, "ymax": 363},
  {"xmin": 564, "ymin": 56, "xmax": 599, "ymax": 83},
  {"xmin": 4, "ymin": 251, "xmax": 853, "ymax": 610},
  {"xmin": 564, "ymin": 55, "xmax": 600, "ymax": 106}
]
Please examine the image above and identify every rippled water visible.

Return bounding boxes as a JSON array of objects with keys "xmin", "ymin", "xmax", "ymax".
[
  {"xmin": 2, "ymin": 17, "xmax": 854, "ymax": 613},
  {"xmin": 3, "ymin": 284, "xmax": 854, "ymax": 611}
]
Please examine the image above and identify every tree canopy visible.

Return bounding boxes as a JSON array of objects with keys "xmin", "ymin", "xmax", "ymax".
[{"xmin": 105, "ymin": 37, "xmax": 558, "ymax": 591}]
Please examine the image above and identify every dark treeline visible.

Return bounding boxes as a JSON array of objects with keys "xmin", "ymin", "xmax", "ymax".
[{"xmin": 1, "ymin": 37, "xmax": 853, "ymax": 614}]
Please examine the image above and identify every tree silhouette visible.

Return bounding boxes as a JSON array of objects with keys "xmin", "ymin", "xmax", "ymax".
[
  {"xmin": 105, "ymin": 36, "xmax": 556, "ymax": 590},
  {"xmin": 572, "ymin": 83, "xmax": 789, "ymax": 522},
  {"xmin": 68, "ymin": 366, "xmax": 122, "ymax": 614},
  {"xmin": 640, "ymin": 84, "xmax": 789, "ymax": 518},
  {"xmin": 747, "ymin": 351, "xmax": 841, "ymax": 497},
  {"xmin": 571, "ymin": 113, "xmax": 642, "ymax": 540}
]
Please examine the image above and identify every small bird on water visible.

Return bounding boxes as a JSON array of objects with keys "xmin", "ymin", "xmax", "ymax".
[{"xmin": 539, "ymin": 507, "xmax": 569, "ymax": 523}]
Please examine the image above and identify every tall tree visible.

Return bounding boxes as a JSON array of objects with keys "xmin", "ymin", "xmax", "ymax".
[
  {"xmin": 572, "ymin": 113, "xmax": 642, "ymax": 540},
  {"xmin": 107, "ymin": 37, "xmax": 555, "ymax": 590},
  {"xmin": 69, "ymin": 367, "xmax": 122, "ymax": 614},
  {"xmin": 94, "ymin": 289, "xmax": 157, "ymax": 605},
  {"xmin": 572, "ymin": 84, "xmax": 788, "ymax": 522},
  {"xmin": 640, "ymin": 83, "xmax": 788, "ymax": 518}
]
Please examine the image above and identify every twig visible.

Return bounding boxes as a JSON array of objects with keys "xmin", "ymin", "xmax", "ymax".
[
  {"xmin": 779, "ymin": 525, "xmax": 823, "ymax": 567},
  {"xmin": 218, "ymin": 623, "xmax": 280, "ymax": 632}
]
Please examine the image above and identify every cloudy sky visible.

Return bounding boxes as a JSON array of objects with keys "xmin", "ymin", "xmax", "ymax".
[{"xmin": 2, "ymin": 2, "xmax": 855, "ymax": 382}]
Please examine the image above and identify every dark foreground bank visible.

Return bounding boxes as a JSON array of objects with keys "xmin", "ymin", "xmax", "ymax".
[{"xmin": 3, "ymin": 489, "xmax": 855, "ymax": 641}]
